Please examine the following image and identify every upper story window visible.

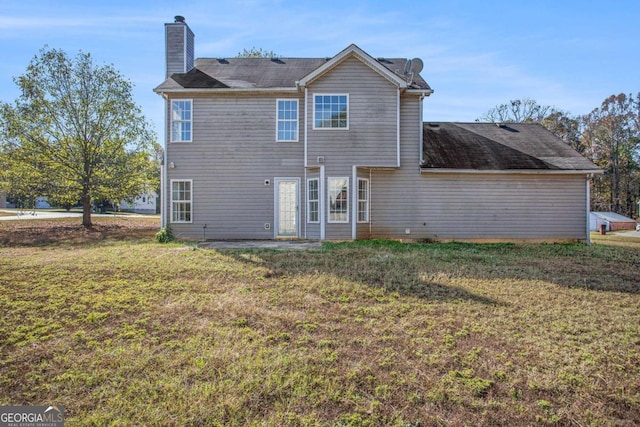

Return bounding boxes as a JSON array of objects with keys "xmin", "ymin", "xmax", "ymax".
[
  {"xmin": 171, "ymin": 100, "xmax": 192, "ymax": 142},
  {"xmin": 314, "ymin": 94, "xmax": 348, "ymax": 129},
  {"xmin": 276, "ymin": 99, "xmax": 299, "ymax": 142}
]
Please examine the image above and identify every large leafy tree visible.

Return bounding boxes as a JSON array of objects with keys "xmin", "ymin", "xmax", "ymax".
[
  {"xmin": 479, "ymin": 95, "xmax": 640, "ymax": 217},
  {"xmin": 541, "ymin": 110, "xmax": 585, "ymax": 154},
  {"xmin": 0, "ymin": 47, "xmax": 156, "ymax": 226},
  {"xmin": 236, "ymin": 47, "xmax": 280, "ymax": 58},
  {"xmin": 478, "ymin": 98, "xmax": 586, "ymax": 152},
  {"xmin": 581, "ymin": 93, "xmax": 640, "ymax": 216},
  {"xmin": 478, "ymin": 98, "xmax": 556, "ymax": 123}
]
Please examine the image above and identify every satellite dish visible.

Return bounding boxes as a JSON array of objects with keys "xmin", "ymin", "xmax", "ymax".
[{"xmin": 410, "ymin": 58, "xmax": 423, "ymax": 74}]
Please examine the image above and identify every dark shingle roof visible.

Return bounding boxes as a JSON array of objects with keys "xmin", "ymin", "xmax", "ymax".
[
  {"xmin": 422, "ymin": 122, "xmax": 599, "ymax": 171},
  {"xmin": 170, "ymin": 68, "xmax": 229, "ymax": 88},
  {"xmin": 156, "ymin": 57, "xmax": 430, "ymax": 91}
]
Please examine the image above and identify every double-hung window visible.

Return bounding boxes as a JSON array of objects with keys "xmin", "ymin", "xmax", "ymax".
[
  {"xmin": 328, "ymin": 177, "xmax": 349, "ymax": 223},
  {"xmin": 314, "ymin": 94, "xmax": 348, "ymax": 129},
  {"xmin": 171, "ymin": 100, "xmax": 192, "ymax": 142},
  {"xmin": 276, "ymin": 99, "xmax": 298, "ymax": 142},
  {"xmin": 307, "ymin": 179, "xmax": 319, "ymax": 223},
  {"xmin": 171, "ymin": 180, "xmax": 192, "ymax": 223},
  {"xmin": 357, "ymin": 178, "xmax": 369, "ymax": 223}
]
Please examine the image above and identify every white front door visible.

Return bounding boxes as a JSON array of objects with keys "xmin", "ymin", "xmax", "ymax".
[{"xmin": 275, "ymin": 178, "xmax": 299, "ymax": 238}]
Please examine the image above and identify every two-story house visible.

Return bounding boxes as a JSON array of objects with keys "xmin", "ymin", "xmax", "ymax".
[{"xmin": 155, "ymin": 16, "xmax": 600, "ymax": 242}]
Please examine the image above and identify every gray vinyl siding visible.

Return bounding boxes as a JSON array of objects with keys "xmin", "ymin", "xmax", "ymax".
[
  {"xmin": 306, "ymin": 57, "xmax": 399, "ymax": 168},
  {"xmin": 184, "ymin": 26, "xmax": 194, "ymax": 72},
  {"xmin": 365, "ymin": 96, "xmax": 589, "ymax": 241},
  {"xmin": 426, "ymin": 174, "xmax": 587, "ymax": 239},
  {"xmin": 165, "ymin": 94, "xmax": 305, "ymax": 239},
  {"xmin": 165, "ymin": 23, "xmax": 193, "ymax": 77},
  {"xmin": 371, "ymin": 172, "xmax": 587, "ymax": 240},
  {"xmin": 356, "ymin": 95, "xmax": 422, "ymax": 239},
  {"xmin": 307, "ymin": 56, "xmax": 403, "ymax": 240}
]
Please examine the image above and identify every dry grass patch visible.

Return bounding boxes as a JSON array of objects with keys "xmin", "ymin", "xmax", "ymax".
[
  {"xmin": 1, "ymin": 221, "xmax": 639, "ymax": 426},
  {"xmin": 0, "ymin": 216, "xmax": 159, "ymax": 246},
  {"xmin": 591, "ymin": 231, "xmax": 640, "ymax": 248}
]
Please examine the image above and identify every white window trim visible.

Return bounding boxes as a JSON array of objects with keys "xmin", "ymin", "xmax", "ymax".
[
  {"xmin": 313, "ymin": 93, "xmax": 349, "ymax": 130},
  {"xmin": 307, "ymin": 178, "xmax": 320, "ymax": 224},
  {"xmin": 170, "ymin": 99, "xmax": 193, "ymax": 143},
  {"xmin": 276, "ymin": 99, "xmax": 299, "ymax": 142},
  {"xmin": 170, "ymin": 179, "xmax": 193, "ymax": 223},
  {"xmin": 357, "ymin": 178, "xmax": 369, "ymax": 223},
  {"xmin": 327, "ymin": 177, "xmax": 349, "ymax": 224}
]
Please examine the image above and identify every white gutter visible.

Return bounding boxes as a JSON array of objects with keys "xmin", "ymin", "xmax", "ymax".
[
  {"xmin": 420, "ymin": 169, "xmax": 603, "ymax": 175},
  {"xmin": 406, "ymin": 89, "xmax": 433, "ymax": 96},
  {"xmin": 154, "ymin": 87, "xmax": 299, "ymax": 95}
]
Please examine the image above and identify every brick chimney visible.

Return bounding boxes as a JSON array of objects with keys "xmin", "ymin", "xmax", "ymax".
[{"xmin": 165, "ymin": 15, "xmax": 195, "ymax": 78}]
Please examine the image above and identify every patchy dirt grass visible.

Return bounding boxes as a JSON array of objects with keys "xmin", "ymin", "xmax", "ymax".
[
  {"xmin": 0, "ymin": 216, "xmax": 159, "ymax": 246},
  {"xmin": 0, "ymin": 219, "xmax": 639, "ymax": 426}
]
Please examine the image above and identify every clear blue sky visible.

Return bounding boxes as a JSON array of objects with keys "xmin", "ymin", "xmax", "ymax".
[{"xmin": 2, "ymin": 0, "xmax": 638, "ymax": 138}]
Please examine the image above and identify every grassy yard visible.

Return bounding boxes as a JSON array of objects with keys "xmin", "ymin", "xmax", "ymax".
[{"xmin": 0, "ymin": 218, "xmax": 638, "ymax": 426}]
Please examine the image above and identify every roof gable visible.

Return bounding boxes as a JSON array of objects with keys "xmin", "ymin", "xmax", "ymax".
[
  {"xmin": 422, "ymin": 122, "xmax": 600, "ymax": 172},
  {"xmin": 297, "ymin": 44, "xmax": 409, "ymax": 89}
]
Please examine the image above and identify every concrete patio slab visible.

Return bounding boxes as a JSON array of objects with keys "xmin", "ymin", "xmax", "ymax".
[{"xmin": 198, "ymin": 240, "xmax": 322, "ymax": 250}]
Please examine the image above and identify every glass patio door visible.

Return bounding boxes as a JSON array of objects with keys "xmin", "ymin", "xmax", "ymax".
[{"xmin": 275, "ymin": 179, "xmax": 299, "ymax": 238}]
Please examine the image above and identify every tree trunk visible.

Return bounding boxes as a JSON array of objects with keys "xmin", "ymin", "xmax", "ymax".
[{"xmin": 82, "ymin": 193, "xmax": 92, "ymax": 228}]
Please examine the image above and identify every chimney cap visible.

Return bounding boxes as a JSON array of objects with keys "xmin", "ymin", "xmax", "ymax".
[{"xmin": 174, "ymin": 15, "xmax": 185, "ymax": 23}]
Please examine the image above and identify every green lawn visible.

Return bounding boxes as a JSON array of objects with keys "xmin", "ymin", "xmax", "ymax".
[{"xmin": 0, "ymin": 218, "xmax": 638, "ymax": 426}]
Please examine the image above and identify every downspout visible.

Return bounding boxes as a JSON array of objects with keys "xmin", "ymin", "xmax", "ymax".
[
  {"xmin": 303, "ymin": 86, "xmax": 308, "ymax": 238},
  {"xmin": 586, "ymin": 174, "xmax": 591, "ymax": 245},
  {"xmin": 162, "ymin": 96, "xmax": 169, "ymax": 228},
  {"xmin": 352, "ymin": 165, "xmax": 357, "ymax": 240},
  {"xmin": 303, "ymin": 86, "xmax": 308, "ymax": 168},
  {"xmin": 303, "ymin": 169, "xmax": 307, "ymax": 239},
  {"xmin": 369, "ymin": 169, "xmax": 372, "ymax": 237},
  {"xmin": 397, "ymin": 89, "xmax": 401, "ymax": 167},
  {"xmin": 320, "ymin": 165, "xmax": 325, "ymax": 240},
  {"xmin": 419, "ymin": 93, "xmax": 425, "ymax": 165}
]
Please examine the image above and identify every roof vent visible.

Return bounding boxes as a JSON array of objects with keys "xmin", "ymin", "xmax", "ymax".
[
  {"xmin": 174, "ymin": 15, "xmax": 185, "ymax": 23},
  {"xmin": 496, "ymin": 123, "xmax": 507, "ymax": 128}
]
